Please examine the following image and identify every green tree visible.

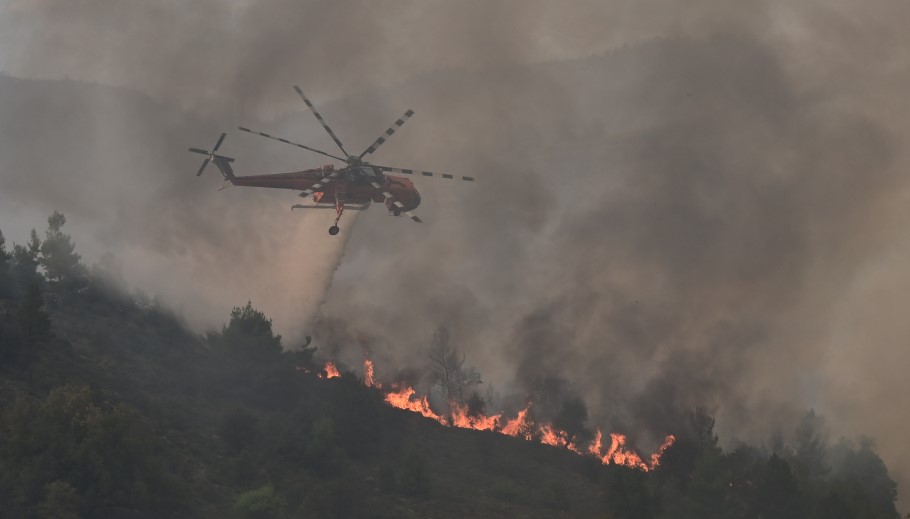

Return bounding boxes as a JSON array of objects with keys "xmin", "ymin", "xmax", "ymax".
[
  {"xmin": 300, "ymin": 475, "xmax": 367, "ymax": 518},
  {"xmin": 28, "ymin": 228, "xmax": 41, "ymax": 256},
  {"xmin": 219, "ymin": 407, "xmax": 260, "ymax": 451},
  {"xmin": 553, "ymin": 396, "xmax": 593, "ymax": 446},
  {"xmin": 2, "ymin": 280, "xmax": 53, "ymax": 366},
  {"xmin": 813, "ymin": 488, "xmax": 857, "ymax": 519},
  {"xmin": 0, "ymin": 228, "xmax": 11, "ymax": 297},
  {"xmin": 9, "ymin": 230, "xmax": 41, "ymax": 296},
  {"xmin": 0, "ymin": 385, "xmax": 175, "ymax": 516},
  {"xmin": 690, "ymin": 407, "xmax": 720, "ymax": 452},
  {"xmin": 285, "ymin": 335, "xmax": 317, "ymax": 372},
  {"xmin": 38, "ymin": 481, "xmax": 83, "ymax": 519},
  {"xmin": 304, "ymin": 417, "xmax": 343, "ymax": 471},
  {"xmin": 18, "ymin": 280, "xmax": 52, "ymax": 345},
  {"xmin": 676, "ymin": 446, "xmax": 734, "ymax": 519},
  {"xmin": 753, "ymin": 455, "xmax": 805, "ymax": 519},
  {"xmin": 39, "ymin": 211, "xmax": 86, "ymax": 288},
  {"xmin": 769, "ymin": 429, "xmax": 791, "ymax": 458},
  {"xmin": 323, "ymin": 374, "xmax": 384, "ymax": 459},
  {"xmin": 603, "ymin": 466, "xmax": 658, "ymax": 519},
  {"xmin": 233, "ymin": 484, "xmax": 287, "ymax": 519},
  {"xmin": 828, "ymin": 438, "xmax": 899, "ymax": 519},
  {"xmin": 655, "ymin": 407, "xmax": 721, "ymax": 488},
  {"xmin": 216, "ymin": 301, "xmax": 283, "ymax": 360},
  {"xmin": 794, "ymin": 410, "xmax": 828, "ymax": 482}
]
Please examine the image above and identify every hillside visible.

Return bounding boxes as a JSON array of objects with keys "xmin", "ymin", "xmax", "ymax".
[
  {"xmin": 0, "ymin": 212, "xmax": 901, "ymax": 518},
  {"xmin": 0, "ymin": 213, "xmax": 616, "ymax": 518},
  {"xmin": 0, "ymin": 37, "xmax": 906, "ymax": 517}
]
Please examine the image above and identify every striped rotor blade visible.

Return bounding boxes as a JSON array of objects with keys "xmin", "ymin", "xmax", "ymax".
[
  {"xmin": 212, "ymin": 132, "xmax": 227, "ymax": 152},
  {"xmin": 196, "ymin": 158, "xmax": 210, "ymax": 176},
  {"xmin": 298, "ymin": 170, "xmax": 341, "ymax": 198},
  {"xmin": 238, "ymin": 126, "xmax": 346, "ymax": 162},
  {"xmin": 358, "ymin": 109, "xmax": 415, "ymax": 159},
  {"xmin": 370, "ymin": 180, "xmax": 422, "ymax": 223},
  {"xmin": 188, "ymin": 147, "xmax": 211, "ymax": 155},
  {"xmin": 377, "ymin": 166, "xmax": 475, "ymax": 182},
  {"xmin": 293, "ymin": 85, "xmax": 349, "ymax": 157}
]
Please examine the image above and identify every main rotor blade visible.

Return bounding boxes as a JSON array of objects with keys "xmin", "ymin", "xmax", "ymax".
[
  {"xmin": 238, "ymin": 126, "xmax": 346, "ymax": 162},
  {"xmin": 375, "ymin": 166, "xmax": 474, "ymax": 182},
  {"xmin": 188, "ymin": 147, "xmax": 211, "ymax": 155},
  {"xmin": 293, "ymin": 85, "xmax": 349, "ymax": 157},
  {"xmin": 370, "ymin": 180, "xmax": 422, "ymax": 223},
  {"xmin": 298, "ymin": 169, "xmax": 342, "ymax": 198},
  {"xmin": 196, "ymin": 158, "xmax": 210, "ymax": 176},
  {"xmin": 212, "ymin": 132, "xmax": 227, "ymax": 152},
  {"xmin": 358, "ymin": 109, "xmax": 415, "ymax": 159}
]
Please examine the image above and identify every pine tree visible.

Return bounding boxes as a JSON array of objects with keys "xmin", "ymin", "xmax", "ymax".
[
  {"xmin": 0, "ymin": 229, "xmax": 11, "ymax": 298},
  {"xmin": 10, "ymin": 230, "xmax": 41, "ymax": 297},
  {"xmin": 1, "ymin": 280, "xmax": 53, "ymax": 366},
  {"xmin": 40, "ymin": 211, "xmax": 85, "ymax": 288},
  {"xmin": 18, "ymin": 280, "xmax": 52, "ymax": 348},
  {"xmin": 216, "ymin": 301, "xmax": 283, "ymax": 360},
  {"xmin": 553, "ymin": 396, "xmax": 592, "ymax": 446},
  {"xmin": 794, "ymin": 409, "xmax": 829, "ymax": 482}
]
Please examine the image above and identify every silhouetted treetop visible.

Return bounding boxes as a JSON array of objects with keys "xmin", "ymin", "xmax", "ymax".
[
  {"xmin": 39, "ymin": 211, "xmax": 86, "ymax": 287},
  {"xmin": 213, "ymin": 301, "xmax": 283, "ymax": 359}
]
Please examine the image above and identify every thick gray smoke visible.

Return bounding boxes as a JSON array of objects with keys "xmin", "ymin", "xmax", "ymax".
[
  {"xmin": 0, "ymin": 74, "xmax": 356, "ymax": 337},
  {"xmin": 1, "ymin": 0, "xmax": 909, "ymax": 504}
]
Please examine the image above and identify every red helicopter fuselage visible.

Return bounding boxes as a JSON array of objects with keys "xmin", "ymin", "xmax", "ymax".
[
  {"xmin": 189, "ymin": 86, "xmax": 469, "ymax": 234},
  {"xmin": 230, "ymin": 167, "xmax": 421, "ymax": 213}
]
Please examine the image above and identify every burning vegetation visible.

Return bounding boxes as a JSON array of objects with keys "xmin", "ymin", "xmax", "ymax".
[
  {"xmin": 0, "ymin": 212, "xmax": 902, "ymax": 518},
  {"xmin": 321, "ymin": 358, "xmax": 675, "ymax": 471},
  {"xmin": 319, "ymin": 361, "xmax": 340, "ymax": 379}
]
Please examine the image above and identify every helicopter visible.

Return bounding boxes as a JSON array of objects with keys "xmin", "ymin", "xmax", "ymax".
[{"xmin": 188, "ymin": 86, "xmax": 474, "ymax": 235}]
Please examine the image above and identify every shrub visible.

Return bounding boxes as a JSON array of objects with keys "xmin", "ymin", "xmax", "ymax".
[
  {"xmin": 38, "ymin": 481, "xmax": 83, "ymax": 519},
  {"xmin": 219, "ymin": 407, "xmax": 260, "ymax": 451},
  {"xmin": 399, "ymin": 449, "xmax": 430, "ymax": 497},
  {"xmin": 233, "ymin": 484, "xmax": 287, "ymax": 519}
]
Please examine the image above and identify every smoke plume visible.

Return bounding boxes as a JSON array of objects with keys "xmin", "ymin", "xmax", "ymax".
[{"xmin": 1, "ymin": 0, "xmax": 909, "ymax": 505}]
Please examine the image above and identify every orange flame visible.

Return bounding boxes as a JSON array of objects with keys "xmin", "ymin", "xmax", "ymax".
[
  {"xmin": 539, "ymin": 424, "xmax": 567, "ymax": 447},
  {"xmin": 314, "ymin": 358, "xmax": 675, "ymax": 471},
  {"xmin": 364, "ymin": 359, "xmax": 380, "ymax": 388},
  {"xmin": 605, "ymin": 433, "xmax": 647, "ymax": 470},
  {"xmin": 319, "ymin": 361, "xmax": 340, "ymax": 379},
  {"xmin": 384, "ymin": 385, "xmax": 446, "ymax": 424},
  {"xmin": 583, "ymin": 431, "xmax": 671, "ymax": 471},
  {"xmin": 450, "ymin": 402, "xmax": 501, "ymax": 431},
  {"xmin": 501, "ymin": 405, "xmax": 534, "ymax": 441},
  {"xmin": 589, "ymin": 430, "xmax": 604, "ymax": 456},
  {"xmin": 649, "ymin": 435, "xmax": 677, "ymax": 468}
]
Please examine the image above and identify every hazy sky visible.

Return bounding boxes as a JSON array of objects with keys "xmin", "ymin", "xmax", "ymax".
[{"xmin": 1, "ymin": 0, "xmax": 908, "ymax": 506}]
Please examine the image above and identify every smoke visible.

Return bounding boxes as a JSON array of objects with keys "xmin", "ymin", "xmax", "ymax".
[
  {"xmin": 0, "ymin": 72, "xmax": 359, "ymax": 338},
  {"xmin": 1, "ymin": 0, "xmax": 909, "ymax": 504}
]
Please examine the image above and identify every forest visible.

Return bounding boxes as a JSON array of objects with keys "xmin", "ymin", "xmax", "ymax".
[{"xmin": 0, "ymin": 212, "xmax": 901, "ymax": 518}]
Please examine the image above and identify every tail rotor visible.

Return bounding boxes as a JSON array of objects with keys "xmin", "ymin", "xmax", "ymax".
[{"xmin": 188, "ymin": 133, "xmax": 236, "ymax": 178}]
